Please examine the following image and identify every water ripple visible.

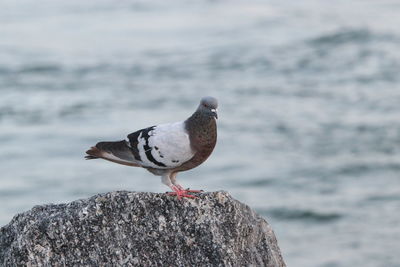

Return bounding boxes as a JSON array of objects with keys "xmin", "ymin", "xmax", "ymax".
[
  {"xmin": 261, "ymin": 208, "xmax": 343, "ymax": 223},
  {"xmin": 308, "ymin": 28, "xmax": 397, "ymax": 47}
]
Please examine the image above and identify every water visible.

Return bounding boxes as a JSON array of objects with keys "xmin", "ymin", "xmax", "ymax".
[{"xmin": 1, "ymin": 0, "xmax": 400, "ymax": 266}]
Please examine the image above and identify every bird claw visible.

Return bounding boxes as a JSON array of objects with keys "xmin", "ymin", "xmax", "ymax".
[
  {"xmin": 167, "ymin": 186, "xmax": 203, "ymax": 200},
  {"xmin": 167, "ymin": 191, "xmax": 197, "ymax": 200},
  {"xmin": 185, "ymin": 189, "xmax": 203, "ymax": 193}
]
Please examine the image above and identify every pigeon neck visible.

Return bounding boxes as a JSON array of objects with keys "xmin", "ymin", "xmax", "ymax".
[{"xmin": 185, "ymin": 111, "xmax": 217, "ymax": 149}]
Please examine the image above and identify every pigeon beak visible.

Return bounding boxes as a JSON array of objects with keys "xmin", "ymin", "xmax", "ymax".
[{"xmin": 211, "ymin": 108, "xmax": 218, "ymax": 119}]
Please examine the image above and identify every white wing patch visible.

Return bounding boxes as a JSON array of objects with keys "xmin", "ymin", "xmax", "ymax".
[{"xmin": 136, "ymin": 121, "xmax": 194, "ymax": 169}]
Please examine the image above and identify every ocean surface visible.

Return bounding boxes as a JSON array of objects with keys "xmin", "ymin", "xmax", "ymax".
[{"xmin": 1, "ymin": 0, "xmax": 400, "ymax": 266}]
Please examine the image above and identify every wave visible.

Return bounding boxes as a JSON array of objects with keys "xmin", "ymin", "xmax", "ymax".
[
  {"xmin": 18, "ymin": 64, "xmax": 62, "ymax": 74},
  {"xmin": 238, "ymin": 178, "xmax": 275, "ymax": 187},
  {"xmin": 260, "ymin": 208, "xmax": 342, "ymax": 223},
  {"xmin": 308, "ymin": 28, "xmax": 398, "ymax": 47},
  {"xmin": 366, "ymin": 194, "xmax": 400, "ymax": 202},
  {"xmin": 336, "ymin": 162, "xmax": 400, "ymax": 176}
]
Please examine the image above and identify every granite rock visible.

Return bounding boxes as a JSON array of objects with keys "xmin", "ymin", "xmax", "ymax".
[{"xmin": 0, "ymin": 191, "xmax": 286, "ymax": 267}]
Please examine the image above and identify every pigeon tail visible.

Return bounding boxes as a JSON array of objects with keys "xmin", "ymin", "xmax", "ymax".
[
  {"xmin": 85, "ymin": 146, "xmax": 102, "ymax": 160},
  {"xmin": 85, "ymin": 141, "xmax": 140, "ymax": 167}
]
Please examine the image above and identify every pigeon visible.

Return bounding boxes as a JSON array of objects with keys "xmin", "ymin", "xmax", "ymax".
[{"xmin": 85, "ymin": 96, "xmax": 218, "ymax": 199}]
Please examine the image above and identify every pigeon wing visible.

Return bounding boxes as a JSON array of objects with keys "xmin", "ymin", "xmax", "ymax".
[{"xmin": 127, "ymin": 121, "xmax": 195, "ymax": 169}]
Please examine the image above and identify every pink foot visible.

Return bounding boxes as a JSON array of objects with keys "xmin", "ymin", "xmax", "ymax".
[
  {"xmin": 175, "ymin": 184, "xmax": 203, "ymax": 193},
  {"xmin": 167, "ymin": 185, "xmax": 203, "ymax": 200},
  {"xmin": 185, "ymin": 189, "xmax": 203, "ymax": 193}
]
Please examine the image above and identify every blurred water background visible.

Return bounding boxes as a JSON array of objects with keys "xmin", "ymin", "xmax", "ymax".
[{"xmin": 1, "ymin": 0, "xmax": 400, "ymax": 266}]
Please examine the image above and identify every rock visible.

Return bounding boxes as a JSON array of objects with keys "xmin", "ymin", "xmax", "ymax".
[{"xmin": 0, "ymin": 191, "xmax": 286, "ymax": 267}]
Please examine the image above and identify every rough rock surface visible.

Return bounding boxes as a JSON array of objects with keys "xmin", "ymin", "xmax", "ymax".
[{"xmin": 0, "ymin": 191, "xmax": 286, "ymax": 267}]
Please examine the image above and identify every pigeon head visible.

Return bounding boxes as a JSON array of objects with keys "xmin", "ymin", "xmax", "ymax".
[{"xmin": 197, "ymin": 96, "xmax": 218, "ymax": 119}]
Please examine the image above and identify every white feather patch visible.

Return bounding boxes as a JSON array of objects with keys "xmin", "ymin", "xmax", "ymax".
[{"xmin": 136, "ymin": 121, "xmax": 194, "ymax": 169}]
